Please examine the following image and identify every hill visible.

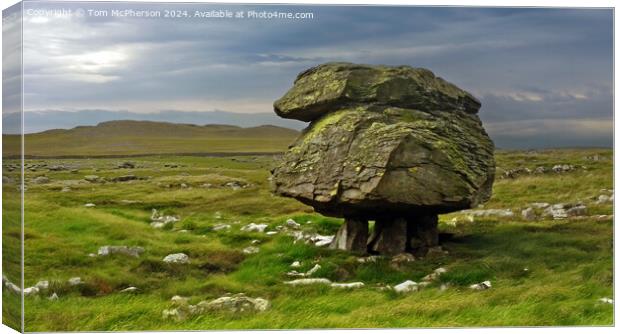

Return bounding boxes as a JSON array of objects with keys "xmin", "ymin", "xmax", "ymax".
[{"xmin": 2, "ymin": 120, "xmax": 300, "ymax": 157}]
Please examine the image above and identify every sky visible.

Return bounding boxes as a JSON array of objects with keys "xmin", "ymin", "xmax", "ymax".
[{"xmin": 2, "ymin": 1, "xmax": 614, "ymax": 148}]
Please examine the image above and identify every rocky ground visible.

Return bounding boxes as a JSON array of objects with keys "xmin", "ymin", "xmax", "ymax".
[{"xmin": 1, "ymin": 148, "xmax": 613, "ymax": 330}]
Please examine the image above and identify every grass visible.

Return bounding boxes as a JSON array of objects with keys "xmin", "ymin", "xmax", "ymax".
[{"xmin": 1, "ymin": 148, "xmax": 613, "ymax": 331}]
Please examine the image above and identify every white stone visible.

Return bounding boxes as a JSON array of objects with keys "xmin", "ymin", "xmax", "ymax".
[
  {"xmin": 23, "ymin": 286, "xmax": 39, "ymax": 296},
  {"xmin": 35, "ymin": 280, "xmax": 49, "ymax": 290},
  {"xmin": 242, "ymin": 246, "xmax": 259, "ymax": 254},
  {"xmin": 286, "ymin": 218, "xmax": 301, "ymax": 229},
  {"xmin": 84, "ymin": 203, "xmax": 96, "ymax": 208},
  {"xmin": 357, "ymin": 256, "xmax": 382, "ymax": 263},
  {"xmin": 68, "ymin": 277, "xmax": 82, "ymax": 286},
  {"xmin": 48, "ymin": 292, "xmax": 59, "ymax": 301},
  {"xmin": 521, "ymin": 207, "xmax": 536, "ymax": 221},
  {"xmin": 290, "ymin": 261, "xmax": 301, "ymax": 268},
  {"xmin": 394, "ymin": 280, "xmax": 418, "ymax": 293},
  {"xmin": 241, "ymin": 223, "xmax": 268, "ymax": 233},
  {"xmin": 470, "ymin": 280, "xmax": 492, "ymax": 290},
  {"xmin": 598, "ymin": 297, "xmax": 613, "ymax": 304},
  {"xmin": 213, "ymin": 224, "xmax": 231, "ymax": 231},
  {"xmin": 163, "ymin": 253, "xmax": 190, "ymax": 264},
  {"xmin": 266, "ymin": 231, "xmax": 278, "ymax": 235},
  {"xmin": 284, "ymin": 278, "xmax": 332, "ymax": 286},
  {"xmin": 330, "ymin": 282, "xmax": 364, "ymax": 289},
  {"xmin": 120, "ymin": 287, "xmax": 139, "ymax": 293}
]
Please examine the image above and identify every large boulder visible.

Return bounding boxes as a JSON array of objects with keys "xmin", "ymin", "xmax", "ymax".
[{"xmin": 271, "ymin": 63, "xmax": 495, "ymax": 255}]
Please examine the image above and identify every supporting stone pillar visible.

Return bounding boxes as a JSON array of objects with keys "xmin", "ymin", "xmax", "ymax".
[
  {"xmin": 329, "ymin": 217, "xmax": 368, "ymax": 254},
  {"xmin": 407, "ymin": 214, "xmax": 439, "ymax": 256},
  {"xmin": 367, "ymin": 217, "xmax": 408, "ymax": 255}
]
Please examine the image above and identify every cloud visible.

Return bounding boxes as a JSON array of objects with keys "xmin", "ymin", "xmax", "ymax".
[{"xmin": 8, "ymin": 2, "xmax": 613, "ymax": 148}]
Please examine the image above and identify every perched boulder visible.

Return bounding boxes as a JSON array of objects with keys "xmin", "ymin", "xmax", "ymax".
[{"xmin": 271, "ymin": 63, "xmax": 494, "ymax": 255}]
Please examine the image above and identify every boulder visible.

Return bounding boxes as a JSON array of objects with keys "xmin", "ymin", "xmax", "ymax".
[
  {"xmin": 163, "ymin": 253, "xmax": 190, "ymax": 264},
  {"xmin": 271, "ymin": 63, "xmax": 495, "ymax": 255}
]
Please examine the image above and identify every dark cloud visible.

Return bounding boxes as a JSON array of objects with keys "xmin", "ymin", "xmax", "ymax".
[{"xmin": 4, "ymin": 2, "xmax": 612, "ymax": 148}]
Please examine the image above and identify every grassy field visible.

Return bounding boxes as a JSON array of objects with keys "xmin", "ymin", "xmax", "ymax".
[
  {"xmin": 2, "ymin": 121, "xmax": 299, "ymax": 157},
  {"xmin": 2, "ymin": 148, "xmax": 613, "ymax": 330}
]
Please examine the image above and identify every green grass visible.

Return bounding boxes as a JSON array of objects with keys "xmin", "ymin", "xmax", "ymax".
[{"xmin": 2, "ymin": 148, "xmax": 613, "ymax": 330}]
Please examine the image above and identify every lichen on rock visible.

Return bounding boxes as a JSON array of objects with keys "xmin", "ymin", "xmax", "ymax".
[{"xmin": 271, "ymin": 62, "xmax": 495, "ymax": 256}]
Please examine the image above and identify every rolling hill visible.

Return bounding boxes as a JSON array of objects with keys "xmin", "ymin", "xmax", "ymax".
[{"xmin": 2, "ymin": 120, "xmax": 300, "ymax": 157}]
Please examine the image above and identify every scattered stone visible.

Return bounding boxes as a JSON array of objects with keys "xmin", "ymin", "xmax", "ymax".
[
  {"xmin": 251, "ymin": 239, "xmax": 261, "ymax": 245},
  {"xmin": 120, "ymin": 287, "xmax": 139, "ymax": 293},
  {"xmin": 84, "ymin": 175, "xmax": 100, "ymax": 182},
  {"xmin": 596, "ymin": 194, "xmax": 613, "ymax": 204},
  {"xmin": 23, "ymin": 286, "xmax": 40, "ymax": 296},
  {"xmin": 98, "ymin": 245, "xmax": 145, "ymax": 258},
  {"xmin": 112, "ymin": 175, "xmax": 139, "ymax": 182},
  {"xmin": 422, "ymin": 267, "xmax": 448, "ymax": 282},
  {"xmin": 117, "ymin": 162, "xmax": 135, "ymax": 169},
  {"xmin": 163, "ymin": 253, "xmax": 190, "ymax": 264},
  {"xmin": 32, "ymin": 176, "xmax": 50, "ymax": 184},
  {"xmin": 68, "ymin": 277, "xmax": 82, "ymax": 286},
  {"xmin": 330, "ymin": 282, "xmax": 364, "ymax": 289},
  {"xmin": 242, "ymin": 246, "xmax": 260, "ymax": 254},
  {"xmin": 530, "ymin": 202, "xmax": 550, "ymax": 209},
  {"xmin": 150, "ymin": 209, "xmax": 180, "ymax": 228},
  {"xmin": 284, "ymin": 278, "xmax": 332, "ymax": 286},
  {"xmin": 393, "ymin": 280, "xmax": 418, "ymax": 293},
  {"xmin": 521, "ymin": 207, "xmax": 536, "ymax": 221},
  {"xmin": 287, "ymin": 264, "xmax": 321, "ymax": 278},
  {"xmin": 465, "ymin": 209, "xmax": 514, "ymax": 218},
  {"xmin": 171, "ymin": 295, "xmax": 189, "ymax": 306},
  {"xmin": 48, "ymin": 292, "xmax": 59, "ymax": 301},
  {"xmin": 84, "ymin": 203, "xmax": 96, "ymax": 208},
  {"xmin": 35, "ymin": 280, "xmax": 49, "ymax": 290},
  {"xmin": 598, "ymin": 297, "xmax": 613, "ymax": 304},
  {"xmin": 285, "ymin": 218, "xmax": 301, "ymax": 229},
  {"xmin": 357, "ymin": 256, "xmax": 382, "ymax": 263},
  {"xmin": 552, "ymin": 164, "xmax": 576, "ymax": 173},
  {"xmin": 61, "ymin": 187, "xmax": 71, "ymax": 192},
  {"xmin": 542, "ymin": 203, "xmax": 587, "ymax": 219},
  {"xmin": 469, "ymin": 280, "xmax": 492, "ymax": 290},
  {"xmin": 390, "ymin": 253, "xmax": 415, "ymax": 269},
  {"xmin": 213, "ymin": 223, "xmax": 231, "ymax": 231},
  {"xmin": 200, "ymin": 293, "xmax": 270, "ymax": 313},
  {"xmin": 266, "ymin": 231, "xmax": 278, "ymax": 235},
  {"xmin": 290, "ymin": 261, "xmax": 301, "ymax": 268},
  {"xmin": 241, "ymin": 223, "xmax": 268, "ymax": 233}
]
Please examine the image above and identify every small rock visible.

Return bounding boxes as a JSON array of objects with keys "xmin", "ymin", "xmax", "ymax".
[
  {"xmin": 469, "ymin": 280, "xmax": 492, "ymax": 290},
  {"xmin": 357, "ymin": 256, "xmax": 382, "ymax": 263},
  {"xmin": 98, "ymin": 245, "xmax": 145, "ymax": 258},
  {"xmin": 163, "ymin": 253, "xmax": 190, "ymax": 264},
  {"xmin": 330, "ymin": 282, "xmax": 364, "ymax": 289},
  {"xmin": 530, "ymin": 202, "xmax": 550, "ymax": 209},
  {"xmin": 212, "ymin": 224, "xmax": 231, "ymax": 231},
  {"xmin": 284, "ymin": 278, "xmax": 332, "ymax": 286},
  {"xmin": 117, "ymin": 161, "xmax": 135, "ymax": 169},
  {"xmin": 23, "ymin": 286, "xmax": 40, "ymax": 296},
  {"xmin": 200, "ymin": 293, "xmax": 270, "ymax": 313},
  {"xmin": 393, "ymin": 280, "xmax": 418, "ymax": 293},
  {"xmin": 48, "ymin": 292, "xmax": 59, "ymax": 301},
  {"xmin": 596, "ymin": 194, "xmax": 612, "ymax": 204},
  {"xmin": 466, "ymin": 209, "xmax": 514, "ymax": 218},
  {"xmin": 68, "ymin": 277, "xmax": 82, "ymax": 286},
  {"xmin": 521, "ymin": 207, "xmax": 536, "ymax": 221},
  {"xmin": 266, "ymin": 231, "xmax": 278, "ymax": 235},
  {"xmin": 35, "ymin": 280, "xmax": 49, "ymax": 290},
  {"xmin": 61, "ymin": 187, "xmax": 71, "ymax": 192},
  {"xmin": 120, "ymin": 287, "xmax": 139, "ymax": 293},
  {"xmin": 171, "ymin": 295, "xmax": 189, "ymax": 306},
  {"xmin": 84, "ymin": 175, "xmax": 100, "ymax": 182},
  {"xmin": 290, "ymin": 261, "xmax": 301, "ymax": 268},
  {"xmin": 422, "ymin": 267, "xmax": 448, "ymax": 281},
  {"xmin": 84, "ymin": 203, "xmax": 96, "ymax": 208},
  {"xmin": 242, "ymin": 246, "xmax": 260, "ymax": 254},
  {"xmin": 286, "ymin": 218, "xmax": 301, "ymax": 229},
  {"xmin": 598, "ymin": 297, "xmax": 613, "ymax": 304},
  {"xmin": 32, "ymin": 176, "xmax": 50, "ymax": 184},
  {"xmin": 241, "ymin": 223, "xmax": 268, "ymax": 233}
]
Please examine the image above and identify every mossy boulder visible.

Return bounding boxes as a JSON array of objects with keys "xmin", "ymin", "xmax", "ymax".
[
  {"xmin": 274, "ymin": 62, "xmax": 481, "ymax": 122},
  {"xmin": 271, "ymin": 63, "xmax": 495, "ymax": 254}
]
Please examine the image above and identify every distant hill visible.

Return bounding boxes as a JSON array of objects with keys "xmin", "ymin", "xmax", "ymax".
[
  {"xmin": 2, "ymin": 110, "xmax": 306, "ymax": 134},
  {"xmin": 2, "ymin": 120, "xmax": 300, "ymax": 157}
]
